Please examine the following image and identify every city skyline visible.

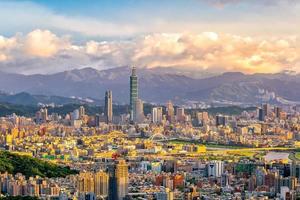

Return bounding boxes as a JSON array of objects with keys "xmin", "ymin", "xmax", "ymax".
[
  {"xmin": 0, "ymin": 1, "xmax": 300, "ymax": 200},
  {"xmin": 0, "ymin": 66, "xmax": 299, "ymax": 199}
]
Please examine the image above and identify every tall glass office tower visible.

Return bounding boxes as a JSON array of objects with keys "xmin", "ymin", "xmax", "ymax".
[
  {"xmin": 130, "ymin": 67, "xmax": 138, "ymax": 122},
  {"xmin": 104, "ymin": 90, "xmax": 113, "ymax": 123}
]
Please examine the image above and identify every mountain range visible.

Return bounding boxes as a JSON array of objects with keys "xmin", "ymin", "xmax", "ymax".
[
  {"xmin": 0, "ymin": 66, "xmax": 300, "ymax": 106},
  {"xmin": 0, "ymin": 91, "xmax": 101, "ymax": 106}
]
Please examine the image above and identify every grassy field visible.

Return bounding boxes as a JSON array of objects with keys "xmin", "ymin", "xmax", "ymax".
[
  {"xmin": 169, "ymin": 139, "xmax": 247, "ymax": 149},
  {"xmin": 287, "ymin": 152, "xmax": 300, "ymax": 162},
  {"xmin": 295, "ymin": 152, "xmax": 300, "ymax": 160}
]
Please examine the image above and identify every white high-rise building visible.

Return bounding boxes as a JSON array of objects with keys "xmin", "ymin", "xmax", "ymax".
[
  {"xmin": 152, "ymin": 107, "xmax": 163, "ymax": 123},
  {"xmin": 207, "ymin": 161, "xmax": 224, "ymax": 178},
  {"xmin": 197, "ymin": 112, "xmax": 209, "ymax": 126},
  {"xmin": 72, "ymin": 109, "xmax": 80, "ymax": 120}
]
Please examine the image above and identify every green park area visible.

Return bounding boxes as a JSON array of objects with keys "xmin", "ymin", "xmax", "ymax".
[
  {"xmin": 295, "ymin": 152, "xmax": 300, "ymax": 160},
  {"xmin": 169, "ymin": 139, "xmax": 247, "ymax": 149},
  {"xmin": 168, "ymin": 139, "xmax": 296, "ymax": 162}
]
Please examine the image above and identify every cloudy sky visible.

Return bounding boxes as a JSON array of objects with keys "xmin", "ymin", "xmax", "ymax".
[{"xmin": 0, "ymin": 0, "xmax": 299, "ymax": 74}]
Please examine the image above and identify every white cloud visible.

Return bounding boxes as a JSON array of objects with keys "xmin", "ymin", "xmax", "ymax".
[
  {"xmin": 0, "ymin": 54, "xmax": 7, "ymax": 62},
  {"xmin": 0, "ymin": 29, "xmax": 299, "ymax": 74},
  {"xmin": 0, "ymin": 35, "xmax": 18, "ymax": 62},
  {"xmin": 0, "ymin": 36, "xmax": 17, "ymax": 50},
  {"xmin": 24, "ymin": 29, "xmax": 70, "ymax": 57}
]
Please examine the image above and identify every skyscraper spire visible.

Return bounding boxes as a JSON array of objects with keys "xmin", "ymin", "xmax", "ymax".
[{"xmin": 131, "ymin": 66, "xmax": 137, "ymax": 76}]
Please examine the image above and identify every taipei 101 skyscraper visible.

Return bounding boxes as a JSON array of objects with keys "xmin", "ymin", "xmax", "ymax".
[{"xmin": 130, "ymin": 67, "xmax": 138, "ymax": 122}]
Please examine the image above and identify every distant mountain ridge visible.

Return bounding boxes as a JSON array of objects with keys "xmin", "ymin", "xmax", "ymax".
[
  {"xmin": 0, "ymin": 91, "xmax": 101, "ymax": 106},
  {"xmin": 0, "ymin": 67, "xmax": 299, "ymax": 105}
]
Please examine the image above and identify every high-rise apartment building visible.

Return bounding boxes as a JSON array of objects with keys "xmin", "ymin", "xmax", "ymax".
[
  {"xmin": 72, "ymin": 109, "xmax": 80, "ymax": 120},
  {"xmin": 108, "ymin": 160, "xmax": 129, "ymax": 200},
  {"xmin": 166, "ymin": 101, "xmax": 175, "ymax": 123},
  {"xmin": 79, "ymin": 106, "xmax": 85, "ymax": 119},
  {"xmin": 35, "ymin": 108, "xmax": 48, "ymax": 123},
  {"xmin": 42, "ymin": 108, "xmax": 48, "ymax": 122},
  {"xmin": 78, "ymin": 172, "xmax": 95, "ymax": 194},
  {"xmin": 135, "ymin": 98, "xmax": 144, "ymax": 123},
  {"xmin": 275, "ymin": 106, "xmax": 282, "ymax": 118},
  {"xmin": 207, "ymin": 161, "xmax": 224, "ymax": 178},
  {"xmin": 216, "ymin": 114, "xmax": 227, "ymax": 126},
  {"xmin": 221, "ymin": 172, "xmax": 230, "ymax": 187},
  {"xmin": 94, "ymin": 171, "xmax": 109, "ymax": 198},
  {"xmin": 152, "ymin": 107, "xmax": 163, "ymax": 123},
  {"xmin": 197, "ymin": 112, "xmax": 209, "ymax": 126},
  {"xmin": 105, "ymin": 90, "xmax": 113, "ymax": 123},
  {"xmin": 176, "ymin": 107, "xmax": 185, "ymax": 122},
  {"xmin": 116, "ymin": 160, "xmax": 129, "ymax": 199},
  {"xmin": 263, "ymin": 104, "xmax": 271, "ymax": 117},
  {"xmin": 130, "ymin": 67, "xmax": 138, "ymax": 122},
  {"xmin": 258, "ymin": 108, "xmax": 265, "ymax": 121},
  {"xmin": 78, "ymin": 171, "xmax": 109, "ymax": 198}
]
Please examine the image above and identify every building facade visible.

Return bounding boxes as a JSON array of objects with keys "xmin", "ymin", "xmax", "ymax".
[
  {"xmin": 130, "ymin": 67, "xmax": 138, "ymax": 122},
  {"xmin": 105, "ymin": 90, "xmax": 113, "ymax": 124}
]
